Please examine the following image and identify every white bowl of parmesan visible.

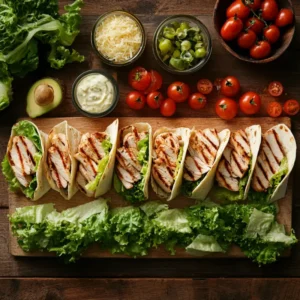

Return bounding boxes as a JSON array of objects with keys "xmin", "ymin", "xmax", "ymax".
[{"xmin": 92, "ymin": 11, "xmax": 146, "ymax": 67}]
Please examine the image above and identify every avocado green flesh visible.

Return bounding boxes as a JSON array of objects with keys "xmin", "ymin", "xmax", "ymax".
[{"xmin": 26, "ymin": 78, "xmax": 62, "ymax": 118}]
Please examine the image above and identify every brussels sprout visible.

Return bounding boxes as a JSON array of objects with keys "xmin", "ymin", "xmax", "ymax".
[
  {"xmin": 195, "ymin": 47, "xmax": 207, "ymax": 58},
  {"xmin": 163, "ymin": 27, "xmax": 176, "ymax": 40},
  {"xmin": 181, "ymin": 40, "xmax": 192, "ymax": 51},
  {"xmin": 169, "ymin": 57, "xmax": 188, "ymax": 70}
]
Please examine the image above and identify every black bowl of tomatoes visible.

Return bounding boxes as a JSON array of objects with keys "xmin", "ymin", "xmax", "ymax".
[{"xmin": 213, "ymin": 0, "xmax": 295, "ymax": 63}]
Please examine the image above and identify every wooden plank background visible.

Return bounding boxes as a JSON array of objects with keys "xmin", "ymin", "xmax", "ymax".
[{"xmin": 0, "ymin": 0, "xmax": 300, "ymax": 297}]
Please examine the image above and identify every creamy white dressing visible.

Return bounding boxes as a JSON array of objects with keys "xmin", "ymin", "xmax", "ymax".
[{"xmin": 76, "ymin": 74, "xmax": 114, "ymax": 113}]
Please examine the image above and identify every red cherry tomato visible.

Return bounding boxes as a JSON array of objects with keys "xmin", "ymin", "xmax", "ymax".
[
  {"xmin": 244, "ymin": 0, "xmax": 261, "ymax": 10},
  {"xmin": 275, "ymin": 8, "xmax": 294, "ymax": 27},
  {"xmin": 126, "ymin": 91, "xmax": 146, "ymax": 110},
  {"xmin": 167, "ymin": 82, "xmax": 190, "ymax": 103},
  {"xmin": 239, "ymin": 91, "xmax": 261, "ymax": 115},
  {"xmin": 250, "ymin": 41, "xmax": 271, "ymax": 59},
  {"xmin": 143, "ymin": 70, "xmax": 163, "ymax": 94},
  {"xmin": 188, "ymin": 93, "xmax": 207, "ymax": 110},
  {"xmin": 215, "ymin": 98, "xmax": 238, "ymax": 120},
  {"xmin": 146, "ymin": 91, "xmax": 164, "ymax": 109},
  {"xmin": 128, "ymin": 67, "xmax": 151, "ymax": 91},
  {"xmin": 263, "ymin": 25, "xmax": 280, "ymax": 44},
  {"xmin": 261, "ymin": 0, "xmax": 279, "ymax": 21},
  {"xmin": 197, "ymin": 79, "xmax": 213, "ymax": 95},
  {"xmin": 214, "ymin": 78, "xmax": 224, "ymax": 91},
  {"xmin": 220, "ymin": 76, "xmax": 241, "ymax": 97},
  {"xmin": 160, "ymin": 98, "xmax": 176, "ymax": 117},
  {"xmin": 268, "ymin": 81, "xmax": 284, "ymax": 97},
  {"xmin": 226, "ymin": 0, "xmax": 250, "ymax": 19},
  {"xmin": 246, "ymin": 17, "xmax": 265, "ymax": 34},
  {"xmin": 283, "ymin": 99, "xmax": 299, "ymax": 116},
  {"xmin": 237, "ymin": 29, "xmax": 257, "ymax": 49},
  {"xmin": 221, "ymin": 16, "xmax": 243, "ymax": 41},
  {"xmin": 267, "ymin": 101, "xmax": 282, "ymax": 117}
]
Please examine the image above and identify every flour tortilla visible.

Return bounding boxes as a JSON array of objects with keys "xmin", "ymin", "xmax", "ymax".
[
  {"xmin": 7, "ymin": 120, "xmax": 50, "ymax": 201},
  {"xmin": 190, "ymin": 129, "xmax": 230, "ymax": 200},
  {"xmin": 265, "ymin": 124, "xmax": 296, "ymax": 202},
  {"xmin": 90, "ymin": 119, "xmax": 119, "ymax": 197},
  {"xmin": 45, "ymin": 121, "xmax": 82, "ymax": 200},
  {"xmin": 151, "ymin": 127, "xmax": 191, "ymax": 201},
  {"xmin": 117, "ymin": 122, "xmax": 153, "ymax": 199}
]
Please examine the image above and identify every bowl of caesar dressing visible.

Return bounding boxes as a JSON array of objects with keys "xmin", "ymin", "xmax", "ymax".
[{"xmin": 72, "ymin": 70, "xmax": 119, "ymax": 118}]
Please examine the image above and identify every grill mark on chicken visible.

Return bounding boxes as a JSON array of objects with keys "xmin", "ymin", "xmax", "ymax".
[
  {"xmin": 48, "ymin": 158, "xmax": 63, "ymax": 189},
  {"xmin": 19, "ymin": 136, "xmax": 35, "ymax": 165},
  {"xmin": 203, "ymin": 132, "xmax": 218, "ymax": 151},
  {"xmin": 88, "ymin": 137, "xmax": 101, "ymax": 160},
  {"xmin": 15, "ymin": 142, "xmax": 25, "ymax": 176}
]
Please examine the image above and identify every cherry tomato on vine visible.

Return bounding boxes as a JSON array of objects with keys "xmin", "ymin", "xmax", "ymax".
[
  {"xmin": 283, "ymin": 100, "xmax": 299, "ymax": 116},
  {"xmin": 246, "ymin": 17, "xmax": 264, "ymax": 34},
  {"xmin": 188, "ymin": 93, "xmax": 207, "ymax": 110},
  {"xmin": 221, "ymin": 16, "xmax": 243, "ymax": 41},
  {"xmin": 143, "ymin": 70, "xmax": 163, "ymax": 94},
  {"xmin": 261, "ymin": 0, "xmax": 279, "ymax": 21},
  {"xmin": 220, "ymin": 76, "xmax": 241, "ymax": 97},
  {"xmin": 237, "ymin": 29, "xmax": 257, "ymax": 49},
  {"xmin": 167, "ymin": 82, "xmax": 190, "ymax": 103},
  {"xmin": 267, "ymin": 101, "xmax": 282, "ymax": 117},
  {"xmin": 239, "ymin": 91, "xmax": 261, "ymax": 115},
  {"xmin": 160, "ymin": 98, "xmax": 177, "ymax": 117},
  {"xmin": 244, "ymin": 0, "xmax": 261, "ymax": 10},
  {"xmin": 197, "ymin": 79, "xmax": 213, "ymax": 95},
  {"xmin": 263, "ymin": 25, "xmax": 280, "ymax": 44},
  {"xmin": 268, "ymin": 81, "xmax": 284, "ymax": 97},
  {"xmin": 250, "ymin": 41, "xmax": 271, "ymax": 59},
  {"xmin": 275, "ymin": 8, "xmax": 294, "ymax": 27},
  {"xmin": 126, "ymin": 91, "xmax": 146, "ymax": 110},
  {"xmin": 128, "ymin": 67, "xmax": 151, "ymax": 91},
  {"xmin": 226, "ymin": 0, "xmax": 250, "ymax": 19},
  {"xmin": 215, "ymin": 98, "xmax": 238, "ymax": 120},
  {"xmin": 146, "ymin": 91, "xmax": 164, "ymax": 109}
]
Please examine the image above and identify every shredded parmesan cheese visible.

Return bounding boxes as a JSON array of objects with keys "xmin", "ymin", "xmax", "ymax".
[{"xmin": 95, "ymin": 14, "xmax": 143, "ymax": 63}]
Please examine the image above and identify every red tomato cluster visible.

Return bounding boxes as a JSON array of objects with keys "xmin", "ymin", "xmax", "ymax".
[
  {"xmin": 266, "ymin": 81, "xmax": 299, "ymax": 117},
  {"xmin": 215, "ymin": 75, "xmax": 261, "ymax": 120},
  {"xmin": 127, "ymin": 67, "xmax": 163, "ymax": 110},
  {"xmin": 220, "ymin": 0, "xmax": 294, "ymax": 60}
]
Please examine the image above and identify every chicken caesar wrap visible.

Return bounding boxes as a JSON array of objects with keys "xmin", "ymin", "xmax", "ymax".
[
  {"xmin": 114, "ymin": 123, "xmax": 152, "ymax": 203},
  {"xmin": 74, "ymin": 119, "xmax": 118, "ymax": 197},
  {"xmin": 151, "ymin": 127, "xmax": 190, "ymax": 201},
  {"xmin": 214, "ymin": 125, "xmax": 261, "ymax": 201},
  {"xmin": 2, "ymin": 120, "xmax": 50, "ymax": 200},
  {"xmin": 249, "ymin": 124, "xmax": 296, "ymax": 203},
  {"xmin": 45, "ymin": 121, "xmax": 82, "ymax": 200},
  {"xmin": 182, "ymin": 128, "xmax": 230, "ymax": 199}
]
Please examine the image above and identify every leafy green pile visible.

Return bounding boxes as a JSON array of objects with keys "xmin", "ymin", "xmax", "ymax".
[
  {"xmin": 2, "ymin": 120, "xmax": 43, "ymax": 199},
  {"xmin": 9, "ymin": 199, "xmax": 297, "ymax": 265},
  {"xmin": 114, "ymin": 135, "xmax": 149, "ymax": 203},
  {"xmin": 0, "ymin": 0, "xmax": 84, "ymax": 110}
]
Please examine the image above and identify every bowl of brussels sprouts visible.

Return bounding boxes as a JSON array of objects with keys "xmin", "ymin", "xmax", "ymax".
[{"xmin": 153, "ymin": 15, "xmax": 212, "ymax": 74}]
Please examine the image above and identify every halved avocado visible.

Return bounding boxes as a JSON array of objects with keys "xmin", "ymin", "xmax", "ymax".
[{"xmin": 26, "ymin": 78, "xmax": 63, "ymax": 118}]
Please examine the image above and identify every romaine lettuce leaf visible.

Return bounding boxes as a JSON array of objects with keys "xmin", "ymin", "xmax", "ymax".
[
  {"xmin": 186, "ymin": 234, "xmax": 226, "ymax": 256},
  {"xmin": 181, "ymin": 176, "xmax": 203, "ymax": 197}
]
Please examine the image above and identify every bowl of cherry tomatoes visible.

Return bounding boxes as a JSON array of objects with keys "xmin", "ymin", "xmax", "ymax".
[{"xmin": 213, "ymin": 0, "xmax": 295, "ymax": 63}]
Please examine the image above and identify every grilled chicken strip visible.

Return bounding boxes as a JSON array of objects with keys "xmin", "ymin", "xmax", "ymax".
[
  {"xmin": 216, "ymin": 129, "xmax": 251, "ymax": 192},
  {"xmin": 116, "ymin": 126, "xmax": 146, "ymax": 189},
  {"xmin": 74, "ymin": 132, "xmax": 109, "ymax": 192},
  {"xmin": 152, "ymin": 132, "xmax": 181, "ymax": 193},
  {"xmin": 251, "ymin": 130, "xmax": 286, "ymax": 192},
  {"xmin": 48, "ymin": 133, "xmax": 71, "ymax": 189},
  {"xmin": 8, "ymin": 136, "xmax": 38, "ymax": 187},
  {"xmin": 183, "ymin": 129, "xmax": 220, "ymax": 182}
]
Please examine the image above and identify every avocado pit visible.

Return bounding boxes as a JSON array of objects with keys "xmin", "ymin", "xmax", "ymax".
[{"xmin": 34, "ymin": 84, "xmax": 54, "ymax": 106}]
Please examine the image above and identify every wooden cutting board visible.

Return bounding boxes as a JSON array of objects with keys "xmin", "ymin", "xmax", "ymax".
[{"xmin": 9, "ymin": 117, "xmax": 293, "ymax": 258}]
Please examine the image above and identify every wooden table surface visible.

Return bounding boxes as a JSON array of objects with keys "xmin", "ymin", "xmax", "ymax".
[{"xmin": 1, "ymin": 0, "xmax": 300, "ymax": 299}]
